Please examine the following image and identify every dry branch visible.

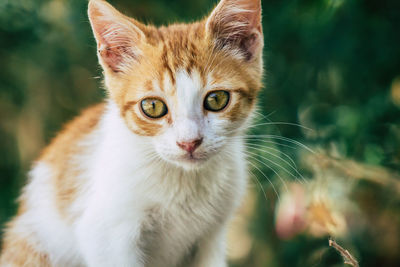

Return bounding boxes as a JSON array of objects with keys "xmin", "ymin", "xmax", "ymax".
[
  {"xmin": 329, "ymin": 238, "xmax": 359, "ymax": 267},
  {"xmin": 307, "ymin": 153, "xmax": 400, "ymax": 193}
]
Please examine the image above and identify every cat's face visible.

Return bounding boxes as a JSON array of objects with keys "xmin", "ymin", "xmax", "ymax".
[{"xmin": 89, "ymin": 0, "xmax": 263, "ymax": 170}]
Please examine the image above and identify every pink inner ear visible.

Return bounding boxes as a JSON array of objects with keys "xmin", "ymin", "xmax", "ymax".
[
  {"xmin": 93, "ymin": 20, "xmax": 139, "ymax": 72},
  {"xmin": 207, "ymin": 0, "xmax": 263, "ymax": 60},
  {"xmin": 98, "ymin": 45, "xmax": 136, "ymax": 73},
  {"xmin": 240, "ymin": 31, "xmax": 262, "ymax": 60},
  {"xmin": 89, "ymin": 1, "xmax": 141, "ymax": 73}
]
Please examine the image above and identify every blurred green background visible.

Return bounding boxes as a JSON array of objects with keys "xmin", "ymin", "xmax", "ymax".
[{"xmin": 1, "ymin": 0, "xmax": 400, "ymax": 266}]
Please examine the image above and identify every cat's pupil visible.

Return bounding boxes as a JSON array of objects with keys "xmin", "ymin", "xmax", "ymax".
[{"xmin": 212, "ymin": 95, "xmax": 218, "ymax": 103}]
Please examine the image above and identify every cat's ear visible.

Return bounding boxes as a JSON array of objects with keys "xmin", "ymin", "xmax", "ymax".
[
  {"xmin": 88, "ymin": 0, "xmax": 145, "ymax": 73},
  {"xmin": 206, "ymin": 0, "xmax": 263, "ymax": 61}
]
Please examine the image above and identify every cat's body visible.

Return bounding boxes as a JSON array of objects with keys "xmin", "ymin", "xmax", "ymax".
[
  {"xmin": 1, "ymin": 102, "xmax": 246, "ymax": 267},
  {"xmin": 0, "ymin": 0, "xmax": 264, "ymax": 266}
]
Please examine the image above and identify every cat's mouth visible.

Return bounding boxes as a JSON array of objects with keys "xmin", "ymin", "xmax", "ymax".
[
  {"xmin": 180, "ymin": 152, "xmax": 208, "ymax": 163},
  {"xmin": 164, "ymin": 151, "xmax": 211, "ymax": 169},
  {"xmin": 155, "ymin": 145, "xmax": 217, "ymax": 169}
]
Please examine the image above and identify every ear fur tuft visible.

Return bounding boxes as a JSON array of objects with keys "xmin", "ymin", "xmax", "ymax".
[
  {"xmin": 206, "ymin": 0, "xmax": 263, "ymax": 60},
  {"xmin": 88, "ymin": 0, "xmax": 145, "ymax": 73}
]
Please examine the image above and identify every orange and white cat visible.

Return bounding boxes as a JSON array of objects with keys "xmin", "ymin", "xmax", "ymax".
[{"xmin": 0, "ymin": 0, "xmax": 263, "ymax": 266}]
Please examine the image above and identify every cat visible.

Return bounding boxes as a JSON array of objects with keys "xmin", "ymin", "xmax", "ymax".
[{"xmin": 0, "ymin": 0, "xmax": 263, "ymax": 266}]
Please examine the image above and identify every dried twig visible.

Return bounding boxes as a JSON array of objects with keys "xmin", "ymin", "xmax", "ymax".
[
  {"xmin": 307, "ymin": 153, "xmax": 400, "ymax": 194},
  {"xmin": 329, "ymin": 238, "xmax": 359, "ymax": 267}
]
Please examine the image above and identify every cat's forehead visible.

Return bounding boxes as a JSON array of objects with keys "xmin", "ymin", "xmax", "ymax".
[
  {"xmin": 146, "ymin": 23, "xmax": 212, "ymax": 78},
  {"xmin": 129, "ymin": 23, "xmax": 247, "ymax": 94},
  {"xmin": 145, "ymin": 22, "xmax": 206, "ymax": 47}
]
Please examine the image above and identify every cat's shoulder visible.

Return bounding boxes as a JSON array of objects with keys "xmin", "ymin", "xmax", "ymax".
[{"xmin": 39, "ymin": 102, "xmax": 106, "ymax": 162}]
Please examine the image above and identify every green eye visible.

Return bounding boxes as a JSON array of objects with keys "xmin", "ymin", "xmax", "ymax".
[
  {"xmin": 204, "ymin": 90, "xmax": 230, "ymax": 112},
  {"xmin": 140, "ymin": 98, "xmax": 168, "ymax": 119}
]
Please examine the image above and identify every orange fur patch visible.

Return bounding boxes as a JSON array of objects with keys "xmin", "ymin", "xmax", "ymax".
[
  {"xmin": 0, "ymin": 220, "xmax": 51, "ymax": 267},
  {"xmin": 39, "ymin": 103, "xmax": 106, "ymax": 220}
]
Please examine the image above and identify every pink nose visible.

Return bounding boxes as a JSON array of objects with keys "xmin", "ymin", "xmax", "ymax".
[{"xmin": 177, "ymin": 138, "xmax": 203, "ymax": 153}]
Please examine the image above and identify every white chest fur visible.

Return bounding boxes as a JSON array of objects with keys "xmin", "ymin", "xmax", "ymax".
[{"xmin": 72, "ymin": 103, "xmax": 247, "ymax": 267}]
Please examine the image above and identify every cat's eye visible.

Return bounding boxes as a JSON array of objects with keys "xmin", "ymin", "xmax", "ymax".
[
  {"xmin": 140, "ymin": 98, "xmax": 168, "ymax": 119},
  {"xmin": 204, "ymin": 90, "xmax": 230, "ymax": 112}
]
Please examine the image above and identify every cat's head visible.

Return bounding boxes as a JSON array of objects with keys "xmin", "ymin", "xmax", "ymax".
[{"xmin": 88, "ymin": 0, "xmax": 263, "ymax": 170}]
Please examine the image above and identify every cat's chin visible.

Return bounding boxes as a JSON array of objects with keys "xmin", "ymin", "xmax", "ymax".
[
  {"xmin": 177, "ymin": 157, "xmax": 209, "ymax": 171},
  {"xmin": 162, "ymin": 154, "xmax": 211, "ymax": 171}
]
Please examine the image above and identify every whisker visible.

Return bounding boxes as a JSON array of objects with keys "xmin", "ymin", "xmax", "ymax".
[
  {"xmin": 229, "ymin": 136, "xmax": 298, "ymax": 150},
  {"xmin": 246, "ymin": 159, "xmax": 280, "ymax": 201},
  {"xmin": 247, "ymin": 122, "xmax": 314, "ymax": 132},
  {"xmin": 252, "ymin": 110, "xmax": 271, "ymax": 121},
  {"xmin": 264, "ymin": 110, "xmax": 277, "ymax": 119},
  {"xmin": 246, "ymin": 142, "xmax": 298, "ymax": 169},
  {"xmin": 243, "ymin": 135, "xmax": 315, "ymax": 154},
  {"xmin": 245, "ymin": 151, "xmax": 289, "ymax": 192},
  {"xmin": 246, "ymin": 144, "xmax": 307, "ymax": 184},
  {"xmin": 251, "ymin": 111, "xmax": 268, "ymax": 123},
  {"xmin": 219, "ymin": 148, "xmax": 271, "ymax": 201},
  {"xmin": 249, "ymin": 169, "xmax": 269, "ymax": 202}
]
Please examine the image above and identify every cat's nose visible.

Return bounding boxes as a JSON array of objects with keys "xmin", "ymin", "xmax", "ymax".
[{"xmin": 177, "ymin": 138, "xmax": 203, "ymax": 153}]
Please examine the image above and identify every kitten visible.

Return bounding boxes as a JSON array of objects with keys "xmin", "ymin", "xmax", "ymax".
[{"xmin": 0, "ymin": 0, "xmax": 263, "ymax": 266}]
